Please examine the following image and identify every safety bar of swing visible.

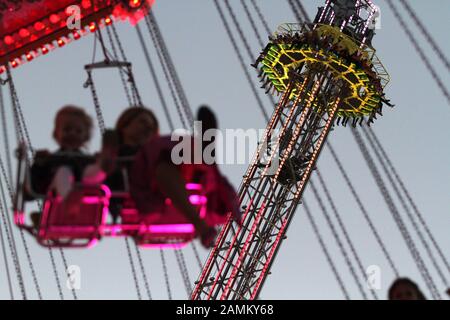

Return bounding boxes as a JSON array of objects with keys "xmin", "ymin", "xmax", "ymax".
[{"xmin": 85, "ymin": 60, "xmax": 132, "ymax": 71}]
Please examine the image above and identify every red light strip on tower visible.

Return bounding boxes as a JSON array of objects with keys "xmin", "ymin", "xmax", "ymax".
[
  {"xmin": 250, "ymin": 214, "xmax": 289, "ymax": 300},
  {"xmin": 258, "ymin": 79, "xmax": 311, "ymax": 179},
  {"xmin": 191, "ymin": 213, "xmax": 234, "ymax": 300},
  {"xmin": 250, "ymin": 97, "xmax": 341, "ymax": 300},
  {"xmin": 220, "ymin": 202, "xmax": 266, "ymax": 300},
  {"xmin": 273, "ymin": 80, "xmax": 321, "ymax": 180},
  {"xmin": 242, "ymin": 81, "xmax": 295, "ymax": 187},
  {"xmin": 294, "ymin": 97, "xmax": 341, "ymax": 199},
  {"xmin": 204, "ymin": 198, "xmax": 255, "ymax": 300}
]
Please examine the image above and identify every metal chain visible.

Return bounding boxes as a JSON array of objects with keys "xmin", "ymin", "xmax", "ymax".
[
  {"xmin": 223, "ymin": 0, "xmax": 257, "ymax": 60},
  {"xmin": 294, "ymin": 0, "xmax": 311, "ymax": 23},
  {"xmin": 0, "ymin": 173, "xmax": 26, "ymax": 299},
  {"xmin": 124, "ymin": 238, "xmax": 142, "ymax": 300},
  {"xmin": 287, "ymin": 0, "xmax": 303, "ymax": 23},
  {"xmin": 95, "ymin": 28, "xmax": 111, "ymax": 62},
  {"xmin": 0, "ymin": 85, "xmax": 13, "ymax": 183},
  {"xmin": 48, "ymin": 248, "xmax": 64, "ymax": 300},
  {"xmin": 316, "ymin": 169, "xmax": 379, "ymax": 300},
  {"xmin": 366, "ymin": 128, "xmax": 450, "ymax": 277},
  {"xmin": 0, "ymin": 154, "xmax": 14, "ymax": 198},
  {"xmin": 133, "ymin": 244, "xmax": 153, "ymax": 300},
  {"xmin": 59, "ymin": 248, "xmax": 78, "ymax": 300},
  {"xmin": 362, "ymin": 126, "xmax": 449, "ymax": 288},
  {"xmin": 2, "ymin": 152, "xmax": 46, "ymax": 300},
  {"xmin": 6, "ymin": 70, "xmax": 25, "ymax": 147},
  {"xmin": 17, "ymin": 230, "xmax": 42, "ymax": 299},
  {"xmin": 0, "ymin": 210, "xmax": 14, "ymax": 299},
  {"xmin": 309, "ymin": 180, "xmax": 368, "ymax": 300},
  {"xmin": 385, "ymin": 0, "xmax": 450, "ymax": 106},
  {"xmin": 143, "ymin": 15, "xmax": 189, "ymax": 129},
  {"xmin": 249, "ymin": 0, "xmax": 272, "ymax": 36},
  {"xmin": 109, "ymin": 24, "xmax": 128, "ymax": 64},
  {"xmin": 398, "ymin": 0, "xmax": 450, "ymax": 72},
  {"xmin": 159, "ymin": 248, "xmax": 172, "ymax": 300},
  {"xmin": 352, "ymin": 127, "xmax": 441, "ymax": 300},
  {"xmin": 213, "ymin": 0, "xmax": 269, "ymax": 121},
  {"xmin": 224, "ymin": 0, "xmax": 278, "ymax": 112},
  {"xmin": 105, "ymin": 26, "xmax": 133, "ymax": 106},
  {"xmin": 125, "ymin": 65, "xmax": 143, "ymax": 107},
  {"xmin": 303, "ymin": 200, "xmax": 350, "ymax": 300},
  {"xmin": 8, "ymin": 72, "xmax": 34, "ymax": 156},
  {"xmin": 147, "ymin": 12, "xmax": 194, "ymax": 124},
  {"xmin": 5, "ymin": 70, "xmax": 45, "ymax": 299},
  {"xmin": 191, "ymin": 242, "xmax": 203, "ymax": 271},
  {"xmin": 240, "ymin": 0, "xmax": 264, "ymax": 50},
  {"xmin": 84, "ymin": 71, "xmax": 106, "ymax": 133},
  {"xmin": 135, "ymin": 24, "xmax": 174, "ymax": 131},
  {"xmin": 326, "ymin": 141, "xmax": 400, "ymax": 277},
  {"xmin": 109, "ymin": 24, "xmax": 143, "ymax": 106},
  {"xmin": 0, "ymin": 158, "xmax": 22, "ymax": 277},
  {"xmin": 178, "ymin": 248, "xmax": 193, "ymax": 292},
  {"xmin": 174, "ymin": 248, "xmax": 192, "ymax": 298}
]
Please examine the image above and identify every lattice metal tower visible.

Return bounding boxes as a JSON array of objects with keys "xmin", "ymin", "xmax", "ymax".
[{"xmin": 192, "ymin": 0, "xmax": 391, "ymax": 300}]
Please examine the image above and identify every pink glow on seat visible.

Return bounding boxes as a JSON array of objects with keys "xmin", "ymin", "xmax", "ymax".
[
  {"xmin": 86, "ymin": 238, "xmax": 99, "ymax": 249},
  {"xmin": 82, "ymin": 196, "xmax": 103, "ymax": 204},
  {"xmin": 147, "ymin": 224, "xmax": 195, "ymax": 234},
  {"xmin": 138, "ymin": 242, "xmax": 189, "ymax": 249},
  {"xmin": 186, "ymin": 183, "xmax": 202, "ymax": 191},
  {"xmin": 100, "ymin": 184, "xmax": 112, "ymax": 198},
  {"xmin": 199, "ymin": 204, "xmax": 207, "ymax": 219},
  {"xmin": 35, "ymin": 184, "xmax": 111, "ymax": 248},
  {"xmin": 189, "ymin": 194, "xmax": 207, "ymax": 205},
  {"xmin": 15, "ymin": 211, "xmax": 25, "ymax": 225},
  {"xmin": 121, "ymin": 208, "xmax": 139, "ymax": 216}
]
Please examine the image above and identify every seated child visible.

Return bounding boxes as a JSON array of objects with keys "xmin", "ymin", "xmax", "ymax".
[
  {"xmin": 29, "ymin": 105, "xmax": 105, "ymax": 226},
  {"xmin": 104, "ymin": 106, "xmax": 240, "ymax": 248},
  {"xmin": 103, "ymin": 107, "xmax": 160, "ymax": 223}
]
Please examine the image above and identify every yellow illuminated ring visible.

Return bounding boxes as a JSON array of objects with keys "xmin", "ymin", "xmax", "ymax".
[{"xmin": 261, "ymin": 43, "xmax": 382, "ymax": 118}]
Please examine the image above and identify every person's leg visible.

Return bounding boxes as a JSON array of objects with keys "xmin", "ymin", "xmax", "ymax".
[
  {"xmin": 50, "ymin": 165, "xmax": 82, "ymax": 218},
  {"xmin": 82, "ymin": 163, "xmax": 106, "ymax": 185},
  {"xmin": 50, "ymin": 166, "xmax": 74, "ymax": 199},
  {"xmin": 82, "ymin": 129, "xmax": 119, "ymax": 185},
  {"xmin": 154, "ymin": 161, "xmax": 212, "ymax": 237}
]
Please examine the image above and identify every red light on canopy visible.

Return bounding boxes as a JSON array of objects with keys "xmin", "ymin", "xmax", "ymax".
[
  {"xmin": 0, "ymin": 0, "xmax": 156, "ymax": 71},
  {"xmin": 26, "ymin": 53, "xmax": 34, "ymax": 61},
  {"xmin": 11, "ymin": 60, "xmax": 19, "ymax": 68},
  {"xmin": 49, "ymin": 14, "xmax": 61, "ymax": 24},
  {"xmin": 0, "ymin": 67, "xmax": 5, "ymax": 75},
  {"xmin": 4, "ymin": 36, "xmax": 14, "ymax": 45},
  {"xmin": 81, "ymin": 0, "xmax": 92, "ymax": 9},
  {"xmin": 129, "ymin": 0, "xmax": 142, "ymax": 8},
  {"xmin": 34, "ymin": 21, "xmax": 45, "ymax": 31},
  {"xmin": 19, "ymin": 29, "xmax": 30, "ymax": 38}
]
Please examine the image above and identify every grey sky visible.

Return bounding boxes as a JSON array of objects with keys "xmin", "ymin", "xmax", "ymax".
[{"xmin": 0, "ymin": 0, "xmax": 449, "ymax": 300}]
